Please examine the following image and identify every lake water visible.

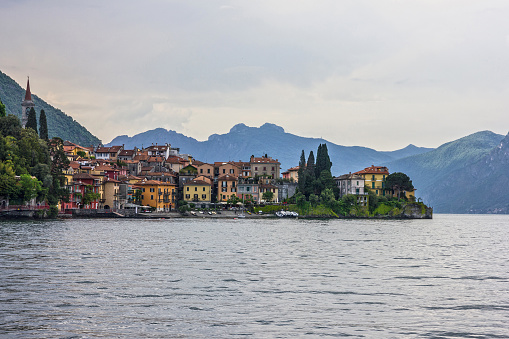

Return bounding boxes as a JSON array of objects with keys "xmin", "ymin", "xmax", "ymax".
[{"xmin": 1, "ymin": 215, "xmax": 508, "ymax": 338}]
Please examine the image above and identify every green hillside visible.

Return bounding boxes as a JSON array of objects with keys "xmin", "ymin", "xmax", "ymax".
[
  {"xmin": 0, "ymin": 70, "xmax": 101, "ymax": 146},
  {"xmin": 387, "ymin": 130, "xmax": 505, "ymax": 212}
]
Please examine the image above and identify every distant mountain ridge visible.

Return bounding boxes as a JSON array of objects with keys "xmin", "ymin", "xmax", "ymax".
[
  {"xmin": 419, "ymin": 132, "xmax": 509, "ymax": 213},
  {"xmin": 0, "ymin": 70, "xmax": 101, "ymax": 146},
  {"xmin": 107, "ymin": 122, "xmax": 433, "ymax": 175},
  {"xmin": 387, "ymin": 130, "xmax": 506, "ymax": 213}
]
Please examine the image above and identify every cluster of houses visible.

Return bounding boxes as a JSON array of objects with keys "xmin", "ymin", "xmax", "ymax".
[
  {"xmin": 61, "ymin": 140, "xmax": 415, "ymax": 213},
  {"xmin": 60, "ymin": 141, "xmax": 294, "ymax": 212}
]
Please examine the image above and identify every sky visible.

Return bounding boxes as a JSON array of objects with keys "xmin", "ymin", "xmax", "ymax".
[{"xmin": 1, "ymin": 0, "xmax": 509, "ymax": 150}]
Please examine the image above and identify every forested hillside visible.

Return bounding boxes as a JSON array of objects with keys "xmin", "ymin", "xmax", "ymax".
[
  {"xmin": 0, "ymin": 70, "xmax": 100, "ymax": 146},
  {"xmin": 387, "ymin": 131, "xmax": 505, "ymax": 212}
]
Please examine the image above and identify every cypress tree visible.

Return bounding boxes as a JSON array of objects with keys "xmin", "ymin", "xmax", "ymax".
[
  {"xmin": 39, "ymin": 109, "xmax": 48, "ymax": 140},
  {"xmin": 26, "ymin": 107, "xmax": 38, "ymax": 134},
  {"xmin": 0, "ymin": 98, "xmax": 6, "ymax": 117},
  {"xmin": 306, "ymin": 150, "xmax": 315, "ymax": 178},
  {"xmin": 297, "ymin": 150, "xmax": 306, "ymax": 193}
]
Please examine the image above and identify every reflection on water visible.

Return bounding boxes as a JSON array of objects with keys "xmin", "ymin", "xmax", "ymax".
[{"xmin": 1, "ymin": 215, "xmax": 508, "ymax": 338}]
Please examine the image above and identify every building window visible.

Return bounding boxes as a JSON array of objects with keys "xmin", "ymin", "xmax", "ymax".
[
  {"xmin": 372, "ymin": 182, "xmax": 375, "ymax": 189},
  {"xmin": 200, "ymin": 169, "xmax": 203, "ymax": 173},
  {"xmin": 272, "ymin": 167, "xmax": 274, "ymax": 171},
  {"xmin": 151, "ymin": 195, "xmax": 154, "ymax": 200},
  {"xmin": 195, "ymin": 187, "xmax": 197, "ymax": 191},
  {"xmin": 247, "ymin": 186, "xmax": 250, "ymax": 192},
  {"xmin": 255, "ymin": 167, "xmax": 258, "ymax": 171},
  {"xmin": 207, "ymin": 169, "xmax": 210, "ymax": 174},
  {"xmin": 185, "ymin": 194, "xmax": 190, "ymax": 199},
  {"xmin": 372, "ymin": 175, "xmax": 375, "ymax": 181},
  {"xmin": 230, "ymin": 169, "xmax": 234, "ymax": 174},
  {"xmin": 142, "ymin": 188, "xmax": 145, "ymax": 192},
  {"xmin": 263, "ymin": 167, "xmax": 266, "ymax": 171},
  {"xmin": 186, "ymin": 187, "xmax": 189, "ymax": 191},
  {"xmin": 141, "ymin": 195, "xmax": 144, "ymax": 200},
  {"xmin": 223, "ymin": 169, "xmax": 226, "ymax": 174},
  {"xmin": 150, "ymin": 188, "xmax": 155, "ymax": 192},
  {"xmin": 202, "ymin": 194, "xmax": 207, "ymax": 199},
  {"xmin": 203, "ymin": 187, "xmax": 206, "ymax": 191}
]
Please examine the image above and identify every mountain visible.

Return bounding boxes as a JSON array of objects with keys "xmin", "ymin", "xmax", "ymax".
[
  {"xmin": 422, "ymin": 132, "xmax": 509, "ymax": 213},
  {"xmin": 107, "ymin": 122, "xmax": 432, "ymax": 175},
  {"xmin": 0, "ymin": 70, "xmax": 101, "ymax": 146},
  {"xmin": 387, "ymin": 130, "xmax": 505, "ymax": 212}
]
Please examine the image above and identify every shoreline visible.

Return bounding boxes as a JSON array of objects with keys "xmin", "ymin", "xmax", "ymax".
[{"xmin": 1, "ymin": 209, "xmax": 432, "ymax": 220}]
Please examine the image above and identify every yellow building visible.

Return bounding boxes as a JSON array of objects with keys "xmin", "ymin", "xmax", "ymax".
[
  {"xmin": 135, "ymin": 180, "xmax": 177, "ymax": 211},
  {"xmin": 354, "ymin": 165, "xmax": 390, "ymax": 196},
  {"xmin": 102, "ymin": 177, "xmax": 120, "ymax": 209},
  {"xmin": 183, "ymin": 179, "xmax": 212, "ymax": 204}
]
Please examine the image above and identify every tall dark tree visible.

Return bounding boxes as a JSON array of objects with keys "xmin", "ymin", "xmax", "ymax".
[
  {"xmin": 39, "ymin": 109, "xmax": 48, "ymax": 140},
  {"xmin": 306, "ymin": 151, "xmax": 315, "ymax": 178},
  {"xmin": 297, "ymin": 150, "xmax": 306, "ymax": 194},
  {"xmin": 315, "ymin": 143, "xmax": 332, "ymax": 177},
  {"xmin": 385, "ymin": 172, "xmax": 414, "ymax": 200},
  {"xmin": 26, "ymin": 107, "xmax": 38, "ymax": 134},
  {"xmin": 0, "ymin": 98, "xmax": 6, "ymax": 118}
]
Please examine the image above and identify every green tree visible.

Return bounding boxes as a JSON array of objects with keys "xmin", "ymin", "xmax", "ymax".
[
  {"xmin": 227, "ymin": 194, "xmax": 241, "ymax": 206},
  {"xmin": 309, "ymin": 193, "xmax": 319, "ymax": 207},
  {"xmin": 385, "ymin": 172, "xmax": 414, "ymax": 200},
  {"xmin": 262, "ymin": 191, "xmax": 274, "ymax": 202},
  {"xmin": 26, "ymin": 107, "xmax": 38, "ymax": 134},
  {"xmin": 315, "ymin": 143, "xmax": 332, "ymax": 177},
  {"xmin": 81, "ymin": 185, "xmax": 100, "ymax": 207},
  {"xmin": 0, "ymin": 114, "xmax": 22, "ymax": 139},
  {"xmin": 297, "ymin": 150, "xmax": 306, "ymax": 194},
  {"xmin": 0, "ymin": 98, "xmax": 6, "ymax": 118},
  {"xmin": 18, "ymin": 174, "xmax": 42, "ymax": 204},
  {"xmin": 39, "ymin": 109, "xmax": 48, "ymax": 140}
]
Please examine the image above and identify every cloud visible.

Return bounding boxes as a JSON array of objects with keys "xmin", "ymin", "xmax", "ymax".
[{"xmin": 1, "ymin": 0, "xmax": 509, "ymax": 150}]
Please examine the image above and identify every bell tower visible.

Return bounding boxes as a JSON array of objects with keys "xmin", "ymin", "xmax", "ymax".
[{"xmin": 21, "ymin": 77, "xmax": 35, "ymax": 128}]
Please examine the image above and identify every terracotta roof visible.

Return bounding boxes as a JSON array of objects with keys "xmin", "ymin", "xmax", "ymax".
[
  {"xmin": 103, "ymin": 177, "xmax": 120, "ymax": 183},
  {"xmin": 73, "ymin": 173, "xmax": 97, "ymax": 180},
  {"xmin": 94, "ymin": 164, "xmax": 114, "ymax": 171},
  {"xmin": 353, "ymin": 165, "xmax": 390, "ymax": 175},
  {"xmin": 134, "ymin": 154, "xmax": 150, "ymax": 161},
  {"xmin": 135, "ymin": 180, "xmax": 175, "ymax": 186},
  {"xmin": 119, "ymin": 150, "xmax": 135, "ymax": 156},
  {"xmin": 250, "ymin": 157, "xmax": 280, "ymax": 164},
  {"xmin": 69, "ymin": 162, "xmax": 80, "ymax": 169},
  {"xmin": 217, "ymin": 174, "xmax": 237, "ymax": 181},
  {"xmin": 148, "ymin": 156, "xmax": 165, "ymax": 163},
  {"xmin": 166, "ymin": 156, "xmax": 184, "ymax": 164},
  {"xmin": 185, "ymin": 179, "xmax": 212, "ymax": 186}
]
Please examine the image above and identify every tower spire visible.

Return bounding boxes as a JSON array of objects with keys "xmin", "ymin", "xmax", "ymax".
[
  {"xmin": 24, "ymin": 76, "xmax": 32, "ymax": 101},
  {"xmin": 21, "ymin": 76, "xmax": 35, "ymax": 128}
]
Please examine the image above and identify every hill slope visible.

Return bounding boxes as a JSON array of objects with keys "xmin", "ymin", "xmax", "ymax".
[
  {"xmin": 0, "ymin": 70, "xmax": 101, "ymax": 146},
  {"xmin": 107, "ymin": 122, "xmax": 432, "ymax": 175},
  {"xmin": 423, "ymin": 132, "xmax": 509, "ymax": 213},
  {"xmin": 387, "ymin": 130, "xmax": 505, "ymax": 212}
]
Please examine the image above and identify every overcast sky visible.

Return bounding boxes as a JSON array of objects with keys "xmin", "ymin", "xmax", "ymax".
[{"xmin": 1, "ymin": 0, "xmax": 509, "ymax": 150}]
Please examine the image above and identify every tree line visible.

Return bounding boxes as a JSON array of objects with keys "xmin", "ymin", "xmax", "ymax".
[
  {"xmin": 0, "ymin": 97, "xmax": 69, "ymax": 213},
  {"xmin": 293, "ymin": 143, "xmax": 417, "ymax": 217}
]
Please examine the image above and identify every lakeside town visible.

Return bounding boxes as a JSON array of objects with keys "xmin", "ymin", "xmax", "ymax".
[{"xmin": 0, "ymin": 79, "xmax": 429, "ymax": 219}]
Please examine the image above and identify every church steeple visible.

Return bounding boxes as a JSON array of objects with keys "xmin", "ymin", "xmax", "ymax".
[
  {"xmin": 24, "ymin": 77, "xmax": 32, "ymax": 101},
  {"xmin": 21, "ymin": 76, "xmax": 35, "ymax": 128}
]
